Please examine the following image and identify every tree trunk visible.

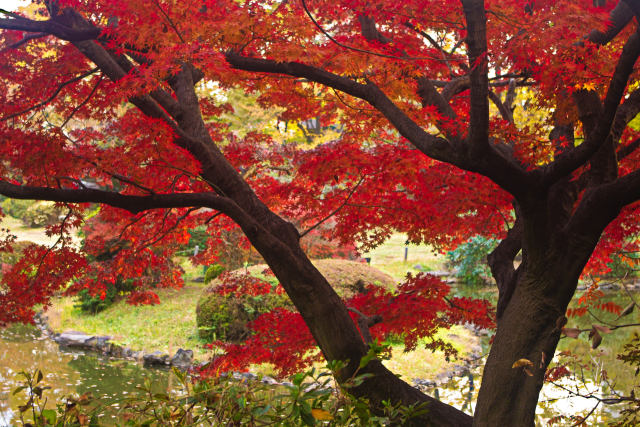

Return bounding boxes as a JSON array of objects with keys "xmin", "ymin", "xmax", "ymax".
[
  {"xmin": 473, "ymin": 275, "xmax": 565, "ymax": 426},
  {"xmin": 474, "ymin": 224, "xmax": 600, "ymax": 426}
]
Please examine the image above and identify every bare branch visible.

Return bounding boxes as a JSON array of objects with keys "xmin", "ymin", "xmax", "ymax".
[{"xmin": 0, "ymin": 180, "xmax": 234, "ymax": 215}]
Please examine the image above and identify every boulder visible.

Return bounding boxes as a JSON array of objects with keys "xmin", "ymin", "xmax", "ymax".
[
  {"xmin": 170, "ymin": 348, "xmax": 194, "ymax": 368},
  {"xmin": 143, "ymin": 351, "xmax": 169, "ymax": 366}
]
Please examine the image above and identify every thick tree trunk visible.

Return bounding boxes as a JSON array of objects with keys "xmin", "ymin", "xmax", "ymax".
[
  {"xmin": 473, "ymin": 275, "xmax": 566, "ymax": 426},
  {"xmin": 474, "ymin": 211, "xmax": 602, "ymax": 426}
]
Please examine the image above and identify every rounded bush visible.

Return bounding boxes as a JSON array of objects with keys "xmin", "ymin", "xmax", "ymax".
[
  {"xmin": 196, "ymin": 287, "xmax": 289, "ymax": 341},
  {"xmin": 22, "ymin": 201, "xmax": 63, "ymax": 227},
  {"xmin": 204, "ymin": 264, "xmax": 225, "ymax": 284}
]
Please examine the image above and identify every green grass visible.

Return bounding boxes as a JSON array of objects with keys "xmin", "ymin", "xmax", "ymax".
[
  {"xmin": 383, "ymin": 326, "xmax": 479, "ymax": 381},
  {"xmin": 361, "ymin": 233, "xmax": 446, "ymax": 281},
  {"xmin": 46, "ymin": 282, "xmax": 214, "ymax": 361}
]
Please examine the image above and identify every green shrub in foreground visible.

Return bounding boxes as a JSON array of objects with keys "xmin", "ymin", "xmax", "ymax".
[{"xmin": 12, "ymin": 352, "xmax": 428, "ymax": 426}]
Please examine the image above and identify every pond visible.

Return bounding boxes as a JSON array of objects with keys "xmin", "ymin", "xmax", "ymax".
[{"xmin": 0, "ymin": 324, "xmax": 173, "ymax": 426}]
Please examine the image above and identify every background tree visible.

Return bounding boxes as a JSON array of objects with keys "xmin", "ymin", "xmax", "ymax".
[{"xmin": 1, "ymin": 0, "xmax": 640, "ymax": 425}]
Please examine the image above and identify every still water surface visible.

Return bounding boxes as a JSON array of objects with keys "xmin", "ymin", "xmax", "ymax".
[{"xmin": 0, "ymin": 324, "xmax": 172, "ymax": 426}]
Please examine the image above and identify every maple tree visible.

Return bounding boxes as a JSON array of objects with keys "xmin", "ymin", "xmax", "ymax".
[{"xmin": 2, "ymin": 0, "xmax": 640, "ymax": 424}]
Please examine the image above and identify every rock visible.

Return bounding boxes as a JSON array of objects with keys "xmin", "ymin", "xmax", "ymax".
[
  {"xmin": 600, "ymin": 282, "xmax": 620, "ymax": 291},
  {"xmin": 260, "ymin": 376, "xmax": 278, "ymax": 385},
  {"xmin": 143, "ymin": 351, "xmax": 169, "ymax": 366},
  {"xmin": 240, "ymin": 372, "xmax": 258, "ymax": 381},
  {"xmin": 108, "ymin": 344, "xmax": 124, "ymax": 358},
  {"xmin": 413, "ymin": 378, "xmax": 437, "ymax": 388},
  {"xmin": 56, "ymin": 331, "xmax": 93, "ymax": 347},
  {"xmin": 428, "ymin": 270, "xmax": 453, "ymax": 277},
  {"xmin": 170, "ymin": 349, "xmax": 194, "ymax": 368},
  {"xmin": 85, "ymin": 336, "xmax": 110, "ymax": 350}
]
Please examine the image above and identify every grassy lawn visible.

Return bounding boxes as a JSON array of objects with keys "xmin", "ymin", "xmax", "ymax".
[
  {"xmin": 46, "ymin": 282, "xmax": 214, "ymax": 361},
  {"xmin": 383, "ymin": 326, "xmax": 479, "ymax": 381},
  {"xmin": 0, "ymin": 216, "xmax": 62, "ymax": 246},
  {"xmin": 361, "ymin": 233, "xmax": 447, "ymax": 281}
]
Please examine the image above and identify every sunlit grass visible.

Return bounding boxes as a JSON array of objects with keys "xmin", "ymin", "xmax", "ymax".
[
  {"xmin": 46, "ymin": 282, "xmax": 214, "ymax": 361},
  {"xmin": 38, "ymin": 229, "xmax": 481, "ymax": 379},
  {"xmin": 384, "ymin": 326, "xmax": 480, "ymax": 382},
  {"xmin": 362, "ymin": 233, "xmax": 446, "ymax": 281}
]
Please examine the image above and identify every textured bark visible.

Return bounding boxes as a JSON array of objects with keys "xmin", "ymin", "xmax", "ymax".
[{"xmin": 474, "ymin": 276, "xmax": 565, "ymax": 426}]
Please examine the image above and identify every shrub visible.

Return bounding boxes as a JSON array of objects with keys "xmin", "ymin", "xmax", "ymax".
[
  {"xmin": 74, "ymin": 278, "xmax": 135, "ymax": 314},
  {"xmin": 204, "ymin": 264, "xmax": 225, "ymax": 284},
  {"xmin": 0, "ymin": 240, "xmax": 35, "ymax": 266},
  {"xmin": 12, "ymin": 365, "xmax": 427, "ymax": 426},
  {"xmin": 196, "ymin": 272, "xmax": 290, "ymax": 341},
  {"xmin": 446, "ymin": 235, "xmax": 498, "ymax": 287},
  {"xmin": 22, "ymin": 201, "xmax": 64, "ymax": 227},
  {"xmin": 1, "ymin": 198, "xmax": 35, "ymax": 220}
]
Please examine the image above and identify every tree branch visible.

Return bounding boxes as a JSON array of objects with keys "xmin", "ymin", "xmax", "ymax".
[
  {"xmin": 538, "ymin": 29, "xmax": 640, "ymax": 187},
  {"xmin": 225, "ymin": 51, "xmax": 458, "ymax": 164},
  {"xmin": 0, "ymin": 16, "xmax": 100, "ymax": 41},
  {"xmin": 0, "ymin": 180, "xmax": 234, "ymax": 215},
  {"xmin": 300, "ymin": 175, "xmax": 365, "ymax": 238},
  {"xmin": 461, "ymin": 0, "xmax": 489, "ymax": 153}
]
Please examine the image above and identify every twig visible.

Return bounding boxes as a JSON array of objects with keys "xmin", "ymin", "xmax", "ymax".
[
  {"xmin": 347, "ymin": 307, "xmax": 382, "ymax": 344},
  {"xmin": 300, "ymin": 175, "xmax": 365, "ymax": 238},
  {"xmin": 60, "ymin": 74, "xmax": 104, "ymax": 128},
  {"xmin": 0, "ymin": 68, "xmax": 98, "ymax": 122},
  {"xmin": 1, "ymin": 32, "xmax": 47, "ymax": 53},
  {"xmin": 300, "ymin": 0, "xmax": 439, "ymax": 62},
  {"xmin": 152, "ymin": 0, "xmax": 185, "ymax": 43}
]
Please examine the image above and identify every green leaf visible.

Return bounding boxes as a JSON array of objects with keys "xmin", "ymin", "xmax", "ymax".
[
  {"xmin": 292, "ymin": 372, "xmax": 306, "ymax": 386},
  {"xmin": 12, "ymin": 385, "xmax": 27, "ymax": 395},
  {"xmin": 41, "ymin": 409, "xmax": 57, "ymax": 425},
  {"xmin": 153, "ymin": 393, "xmax": 170, "ymax": 401}
]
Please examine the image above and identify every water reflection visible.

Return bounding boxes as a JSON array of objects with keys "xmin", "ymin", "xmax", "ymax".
[
  {"xmin": 420, "ymin": 359, "xmax": 623, "ymax": 425},
  {"xmin": 0, "ymin": 324, "xmax": 171, "ymax": 426}
]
